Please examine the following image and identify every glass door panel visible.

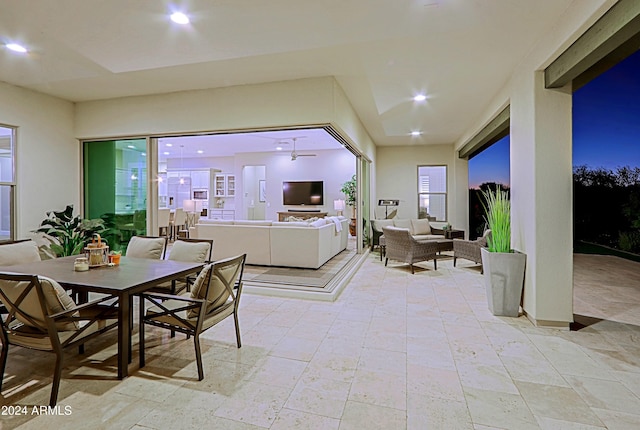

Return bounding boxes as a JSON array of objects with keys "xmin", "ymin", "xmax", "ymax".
[{"xmin": 84, "ymin": 139, "xmax": 147, "ymax": 253}]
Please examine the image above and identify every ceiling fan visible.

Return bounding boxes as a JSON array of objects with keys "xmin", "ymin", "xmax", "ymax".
[{"xmin": 290, "ymin": 137, "xmax": 316, "ymax": 161}]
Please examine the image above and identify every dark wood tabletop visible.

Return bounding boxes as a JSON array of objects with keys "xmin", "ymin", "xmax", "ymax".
[{"xmin": 0, "ymin": 255, "xmax": 204, "ymax": 379}]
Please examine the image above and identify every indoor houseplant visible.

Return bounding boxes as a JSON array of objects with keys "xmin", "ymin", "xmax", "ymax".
[
  {"xmin": 34, "ymin": 205, "xmax": 107, "ymax": 258},
  {"xmin": 340, "ymin": 174, "xmax": 357, "ymax": 236},
  {"xmin": 480, "ymin": 187, "xmax": 526, "ymax": 317}
]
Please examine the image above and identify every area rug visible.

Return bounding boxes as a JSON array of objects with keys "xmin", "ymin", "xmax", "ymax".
[{"xmin": 244, "ymin": 248, "xmax": 357, "ymax": 290}]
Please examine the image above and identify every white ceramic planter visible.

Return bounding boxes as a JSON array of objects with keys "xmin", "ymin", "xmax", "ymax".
[{"xmin": 480, "ymin": 248, "xmax": 526, "ymax": 317}]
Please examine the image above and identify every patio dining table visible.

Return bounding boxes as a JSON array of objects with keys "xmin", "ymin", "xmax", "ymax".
[{"xmin": 0, "ymin": 255, "xmax": 203, "ymax": 379}]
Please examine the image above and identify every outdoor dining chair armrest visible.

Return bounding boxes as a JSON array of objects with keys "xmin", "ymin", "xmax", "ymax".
[{"xmin": 48, "ymin": 294, "xmax": 118, "ymax": 318}]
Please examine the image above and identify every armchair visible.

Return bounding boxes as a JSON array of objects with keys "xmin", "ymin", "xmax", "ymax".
[
  {"xmin": 453, "ymin": 229, "xmax": 491, "ymax": 272},
  {"xmin": 382, "ymin": 226, "xmax": 438, "ymax": 273},
  {"xmin": 0, "ymin": 273, "xmax": 118, "ymax": 406},
  {"xmin": 139, "ymin": 254, "xmax": 246, "ymax": 380}
]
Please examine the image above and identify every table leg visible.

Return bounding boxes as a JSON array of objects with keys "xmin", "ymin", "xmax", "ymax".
[{"xmin": 117, "ymin": 293, "xmax": 130, "ymax": 379}]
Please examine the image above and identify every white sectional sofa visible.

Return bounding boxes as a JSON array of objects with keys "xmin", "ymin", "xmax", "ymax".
[{"xmin": 189, "ymin": 217, "xmax": 349, "ymax": 269}]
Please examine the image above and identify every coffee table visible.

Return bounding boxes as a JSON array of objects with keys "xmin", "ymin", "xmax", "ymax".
[{"xmin": 0, "ymin": 256, "xmax": 203, "ymax": 379}]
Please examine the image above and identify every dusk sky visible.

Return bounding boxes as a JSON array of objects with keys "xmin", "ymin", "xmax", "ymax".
[{"xmin": 469, "ymin": 49, "xmax": 640, "ymax": 189}]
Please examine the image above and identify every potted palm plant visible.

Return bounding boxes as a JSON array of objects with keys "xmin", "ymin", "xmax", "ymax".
[{"xmin": 480, "ymin": 187, "xmax": 526, "ymax": 317}]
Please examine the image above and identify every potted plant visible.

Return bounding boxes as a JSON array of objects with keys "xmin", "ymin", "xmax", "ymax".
[
  {"xmin": 340, "ymin": 174, "xmax": 357, "ymax": 236},
  {"xmin": 33, "ymin": 205, "xmax": 107, "ymax": 258},
  {"xmin": 480, "ymin": 187, "xmax": 526, "ymax": 317}
]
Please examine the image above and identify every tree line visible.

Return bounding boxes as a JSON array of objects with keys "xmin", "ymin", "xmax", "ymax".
[{"xmin": 468, "ymin": 165, "xmax": 640, "ymax": 254}]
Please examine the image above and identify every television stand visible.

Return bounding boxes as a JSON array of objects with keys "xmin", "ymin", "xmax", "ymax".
[
  {"xmin": 278, "ymin": 211, "xmax": 328, "ymax": 221},
  {"xmin": 288, "ymin": 209, "xmax": 320, "ymax": 213}
]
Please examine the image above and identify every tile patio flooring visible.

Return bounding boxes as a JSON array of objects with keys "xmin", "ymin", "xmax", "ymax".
[{"xmin": 1, "ymin": 252, "xmax": 639, "ymax": 429}]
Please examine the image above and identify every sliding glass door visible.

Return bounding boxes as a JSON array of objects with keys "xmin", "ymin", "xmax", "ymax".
[{"xmin": 83, "ymin": 139, "xmax": 147, "ymax": 253}]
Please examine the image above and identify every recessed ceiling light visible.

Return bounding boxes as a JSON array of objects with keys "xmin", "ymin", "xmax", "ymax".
[
  {"xmin": 163, "ymin": 151, "xmax": 170, "ymax": 155},
  {"xmin": 411, "ymin": 131, "xmax": 422, "ymax": 136},
  {"xmin": 170, "ymin": 12, "xmax": 190, "ymax": 24},
  {"xmin": 197, "ymin": 150, "xmax": 204, "ymax": 154},
  {"xmin": 413, "ymin": 94, "xmax": 427, "ymax": 102},
  {"xmin": 127, "ymin": 145, "xmax": 135, "ymax": 149},
  {"xmin": 276, "ymin": 146, "xmax": 283, "ymax": 151},
  {"xmin": 6, "ymin": 43, "xmax": 27, "ymax": 53},
  {"xmin": 165, "ymin": 143, "xmax": 173, "ymax": 147}
]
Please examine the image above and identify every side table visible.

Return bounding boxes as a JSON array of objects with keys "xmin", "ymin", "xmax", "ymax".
[{"xmin": 444, "ymin": 229, "xmax": 465, "ymax": 240}]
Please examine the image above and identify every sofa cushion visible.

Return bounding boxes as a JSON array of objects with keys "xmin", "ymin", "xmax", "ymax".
[
  {"xmin": 309, "ymin": 219, "xmax": 327, "ymax": 228},
  {"xmin": 413, "ymin": 234, "xmax": 444, "ymax": 241},
  {"xmin": 198, "ymin": 219, "xmax": 234, "ymax": 225},
  {"xmin": 393, "ymin": 219, "xmax": 412, "ymax": 231},
  {"xmin": 272, "ymin": 221, "xmax": 309, "ymax": 227},
  {"xmin": 411, "ymin": 219, "xmax": 432, "ymax": 235},
  {"xmin": 234, "ymin": 220, "xmax": 272, "ymax": 226}
]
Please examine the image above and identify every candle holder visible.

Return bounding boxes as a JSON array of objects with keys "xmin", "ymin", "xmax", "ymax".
[{"xmin": 84, "ymin": 234, "xmax": 109, "ymax": 267}]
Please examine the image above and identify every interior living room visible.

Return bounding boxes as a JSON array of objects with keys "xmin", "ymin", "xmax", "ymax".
[{"xmin": 1, "ymin": 1, "xmax": 640, "ymax": 428}]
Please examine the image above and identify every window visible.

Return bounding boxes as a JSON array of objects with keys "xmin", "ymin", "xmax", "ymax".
[
  {"xmin": 0, "ymin": 125, "xmax": 16, "ymax": 241},
  {"xmin": 418, "ymin": 165, "xmax": 446, "ymax": 221}
]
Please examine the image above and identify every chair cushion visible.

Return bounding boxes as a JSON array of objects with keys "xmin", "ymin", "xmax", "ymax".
[
  {"xmin": 411, "ymin": 219, "xmax": 432, "ymax": 235},
  {"xmin": 126, "ymin": 236, "xmax": 165, "ymax": 259},
  {"xmin": 372, "ymin": 219, "xmax": 393, "ymax": 232},
  {"xmin": 188, "ymin": 262, "xmax": 234, "ymax": 317},
  {"xmin": 168, "ymin": 240, "xmax": 211, "ymax": 263},
  {"xmin": 0, "ymin": 240, "xmax": 41, "ymax": 265},
  {"xmin": 0, "ymin": 276, "xmax": 78, "ymax": 331}
]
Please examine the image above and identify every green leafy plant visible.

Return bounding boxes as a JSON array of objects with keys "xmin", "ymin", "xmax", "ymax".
[
  {"xmin": 480, "ymin": 186, "xmax": 511, "ymax": 253},
  {"xmin": 340, "ymin": 174, "xmax": 357, "ymax": 207},
  {"xmin": 33, "ymin": 205, "xmax": 107, "ymax": 257}
]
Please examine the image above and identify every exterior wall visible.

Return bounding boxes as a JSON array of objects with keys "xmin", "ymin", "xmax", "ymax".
[
  {"xmin": 375, "ymin": 145, "xmax": 468, "ymax": 233},
  {"xmin": 454, "ymin": 0, "xmax": 612, "ymax": 327},
  {"xmin": 0, "ymin": 81, "xmax": 78, "ymax": 238}
]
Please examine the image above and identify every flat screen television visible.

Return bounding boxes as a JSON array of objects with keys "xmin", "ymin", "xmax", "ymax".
[{"xmin": 282, "ymin": 181, "xmax": 324, "ymax": 206}]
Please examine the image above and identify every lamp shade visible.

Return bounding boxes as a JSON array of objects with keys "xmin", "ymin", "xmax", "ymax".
[
  {"xmin": 183, "ymin": 199, "xmax": 196, "ymax": 212},
  {"xmin": 334, "ymin": 199, "xmax": 345, "ymax": 211}
]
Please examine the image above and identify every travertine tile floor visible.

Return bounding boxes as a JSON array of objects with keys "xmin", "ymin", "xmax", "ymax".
[{"xmin": 2, "ymin": 252, "xmax": 639, "ymax": 429}]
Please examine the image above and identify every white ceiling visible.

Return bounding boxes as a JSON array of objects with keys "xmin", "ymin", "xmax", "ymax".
[{"xmin": 0, "ymin": 0, "xmax": 574, "ymax": 148}]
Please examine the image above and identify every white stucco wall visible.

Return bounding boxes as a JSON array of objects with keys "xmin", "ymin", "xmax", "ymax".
[
  {"xmin": 375, "ymin": 144, "xmax": 468, "ymax": 232},
  {"xmin": 0, "ymin": 81, "xmax": 78, "ymax": 238}
]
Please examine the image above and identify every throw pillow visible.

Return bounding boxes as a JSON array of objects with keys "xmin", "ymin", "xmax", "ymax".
[
  {"xmin": 411, "ymin": 219, "xmax": 432, "ymax": 235},
  {"xmin": 188, "ymin": 262, "xmax": 235, "ymax": 317}
]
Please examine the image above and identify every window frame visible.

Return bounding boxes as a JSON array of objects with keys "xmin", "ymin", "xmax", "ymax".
[
  {"xmin": 0, "ymin": 124, "xmax": 16, "ymax": 241},
  {"xmin": 417, "ymin": 164, "xmax": 447, "ymax": 222}
]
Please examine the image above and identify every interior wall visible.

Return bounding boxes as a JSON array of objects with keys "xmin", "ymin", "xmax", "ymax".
[
  {"xmin": 169, "ymin": 148, "xmax": 355, "ymax": 221},
  {"xmin": 375, "ymin": 144, "xmax": 468, "ymax": 231},
  {"xmin": 0, "ymin": 81, "xmax": 78, "ymax": 238}
]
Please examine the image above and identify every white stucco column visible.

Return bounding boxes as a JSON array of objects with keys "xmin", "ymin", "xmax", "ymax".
[{"xmin": 510, "ymin": 70, "xmax": 573, "ymax": 328}]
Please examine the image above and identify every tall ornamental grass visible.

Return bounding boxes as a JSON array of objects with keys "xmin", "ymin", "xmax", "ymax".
[{"xmin": 481, "ymin": 187, "xmax": 511, "ymax": 253}]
